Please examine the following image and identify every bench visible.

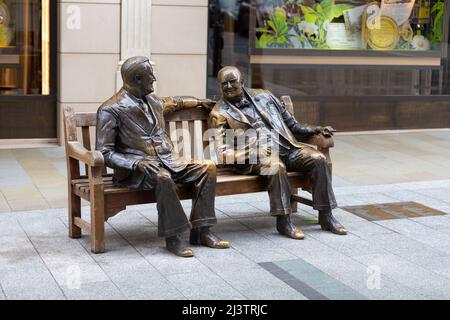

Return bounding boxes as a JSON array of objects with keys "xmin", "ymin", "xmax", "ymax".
[{"xmin": 63, "ymin": 96, "xmax": 334, "ymax": 253}]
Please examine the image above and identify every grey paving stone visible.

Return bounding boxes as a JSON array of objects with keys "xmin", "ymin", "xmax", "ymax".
[
  {"xmin": 330, "ymin": 208, "xmax": 369, "ymax": 224},
  {"xmin": 17, "ymin": 214, "xmax": 68, "ymax": 238},
  {"xmin": 108, "ymin": 210, "xmax": 157, "ymax": 229},
  {"xmin": 219, "ymin": 226, "xmax": 297, "ymax": 263},
  {"xmin": 108, "ymin": 221, "xmax": 159, "ymax": 247},
  {"xmin": 239, "ymin": 215, "xmax": 318, "ymax": 236},
  {"xmin": 99, "ymin": 261, "xmax": 185, "ymax": 300},
  {"xmin": 13, "ymin": 208, "xmax": 66, "ymax": 220},
  {"xmin": 352, "ymin": 193, "xmax": 400, "ymax": 205},
  {"xmin": 334, "ymin": 184, "xmax": 404, "ymax": 197},
  {"xmin": 343, "ymin": 220, "xmax": 394, "ymax": 237},
  {"xmin": 274, "ymin": 260, "xmax": 366, "ymax": 300},
  {"xmin": 396, "ymin": 180, "xmax": 450, "ymax": 191},
  {"xmin": 0, "ymin": 235, "xmax": 41, "ymax": 271},
  {"xmin": 0, "ymin": 217, "xmax": 25, "ymax": 236},
  {"xmin": 360, "ymin": 233, "xmax": 449, "ymax": 269},
  {"xmin": 216, "ymin": 203, "xmax": 265, "ymax": 218},
  {"xmin": 352, "ymin": 253, "xmax": 450, "ymax": 299},
  {"xmin": 375, "ymin": 218, "xmax": 437, "ymax": 235},
  {"xmin": 422, "ymin": 257, "xmax": 450, "ymax": 279},
  {"xmin": 247, "ymin": 201, "xmax": 271, "ymax": 214},
  {"xmin": 62, "ymin": 281, "xmax": 126, "ymax": 300},
  {"xmin": 218, "ymin": 267, "xmax": 307, "ymax": 300},
  {"xmin": 48, "ymin": 261, "xmax": 109, "ymax": 287},
  {"xmin": 238, "ymin": 216, "xmax": 278, "ymax": 232},
  {"xmin": 1, "ymin": 261, "xmax": 66, "ymax": 300},
  {"xmin": 410, "ymin": 215, "xmax": 450, "ymax": 232},
  {"xmin": 374, "ymin": 219, "xmax": 450, "ymax": 253},
  {"xmin": 209, "ymin": 218, "xmax": 250, "ymax": 234},
  {"xmin": 135, "ymin": 244, "xmax": 213, "ymax": 276},
  {"xmin": 215, "ymin": 192, "xmax": 269, "ymax": 205},
  {"xmin": 432, "ymin": 267, "xmax": 450, "ymax": 280},
  {"xmin": 308, "ymin": 232, "xmax": 387, "ymax": 258},
  {"xmin": 334, "ymin": 196, "xmax": 366, "ymax": 207},
  {"xmin": 166, "ymin": 272, "xmax": 245, "ymax": 300},
  {"xmin": 196, "ymin": 247, "xmax": 259, "ymax": 272},
  {"xmin": 3, "ymin": 285, "xmax": 66, "ymax": 300},
  {"xmin": 414, "ymin": 188, "xmax": 450, "ymax": 204},
  {"xmin": 332, "ymin": 176, "xmax": 354, "ymax": 188},
  {"xmin": 0, "ymin": 287, "xmax": 5, "ymax": 300},
  {"xmin": 286, "ymin": 245, "xmax": 426, "ymax": 300}
]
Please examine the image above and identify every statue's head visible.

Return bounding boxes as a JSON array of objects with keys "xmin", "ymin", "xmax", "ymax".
[
  {"xmin": 218, "ymin": 66, "xmax": 244, "ymax": 102},
  {"xmin": 121, "ymin": 56, "xmax": 156, "ymax": 98}
]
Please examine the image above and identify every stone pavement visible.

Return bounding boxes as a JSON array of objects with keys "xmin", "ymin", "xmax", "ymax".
[{"xmin": 0, "ymin": 130, "xmax": 450, "ymax": 300}]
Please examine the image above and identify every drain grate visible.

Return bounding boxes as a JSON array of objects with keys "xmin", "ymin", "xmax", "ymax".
[{"xmin": 340, "ymin": 202, "xmax": 447, "ymax": 221}]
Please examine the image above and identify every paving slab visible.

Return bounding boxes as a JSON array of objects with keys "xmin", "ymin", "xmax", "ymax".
[
  {"xmin": 166, "ymin": 271, "xmax": 245, "ymax": 300},
  {"xmin": 352, "ymin": 253, "xmax": 450, "ymax": 299},
  {"xmin": 61, "ymin": 281, "xmax": 126, "ymax": 300},
  {"xmin": 217, "ymin": 267, "xmax": 308, "ymax": 300}
]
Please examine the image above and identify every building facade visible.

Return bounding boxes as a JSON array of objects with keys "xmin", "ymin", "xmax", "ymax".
[
  {"xmin": 0, "ymin": 0, "xmax": 209, "ymax": 144},
  {"xmin": 0, "ymin": 0, "xmax": 449, "ymax": 146}
]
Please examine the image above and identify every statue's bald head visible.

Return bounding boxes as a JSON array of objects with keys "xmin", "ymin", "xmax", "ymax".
[
  {"xmin": 218, "ymin": 66, "xmax": 244, "ymax": 102},
  {"xmin": 121, "ymin": 56, "xmax": 156, "ymax": 98}
]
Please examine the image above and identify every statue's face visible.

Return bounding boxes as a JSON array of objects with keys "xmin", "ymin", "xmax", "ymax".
[
  {"xmin": 134, "ymin": 62, "xmax": 156, "ymax": 96},
  {"xmin": 220, "ymin": 69, "xmax": 243, "ymax": 102}
]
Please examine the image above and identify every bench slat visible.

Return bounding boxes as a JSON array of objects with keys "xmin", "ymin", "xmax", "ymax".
[{"xmin": 76, "ymin": 112, "xmax": 97, "ymax": 127}]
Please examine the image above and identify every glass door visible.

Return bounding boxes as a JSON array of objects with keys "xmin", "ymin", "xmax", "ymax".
[{"xmin": 0, "ymin": 0, "xmax": 56, "ymax": 139}]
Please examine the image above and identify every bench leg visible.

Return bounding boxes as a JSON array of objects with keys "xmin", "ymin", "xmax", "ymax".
[
  {"xmin": 90, "ymin": 201, "xmax": 105, "ymax": 254},
  {"xmin": 291, "ymin": 188, "xmax": 299, "ymax": 213},
  {"xmin": 69, "ymin": 192, "xmax": 82, "ymax": 239},
  {"xmin": 89, "ymin": 167, "xmax": 105, "ymax": 254}
]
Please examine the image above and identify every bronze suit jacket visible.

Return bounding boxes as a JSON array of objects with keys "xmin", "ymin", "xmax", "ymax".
[
  {"xmin": 96, "ymin": 88, "xmax": 187, "ymax": 189},
  {"xmin": 209, "ymin": 88, "xmax": 315, "ymax": 173}
]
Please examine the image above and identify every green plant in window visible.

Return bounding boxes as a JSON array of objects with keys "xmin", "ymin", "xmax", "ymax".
[
  {"xmin": 256, "ymin": 7, "xmax": 305, "ymax": 48},
  {"xmin": 299, "ymin": 0, "xmax": 353, "ymax": 48},
  {"xmin": 429, "ymin": 0, "xmax": 444, "ymax": 44}
]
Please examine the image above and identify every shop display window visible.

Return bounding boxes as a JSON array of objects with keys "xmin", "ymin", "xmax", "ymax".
[
  {"xmin": 252, "ymin": 0, "xmax": 445, "ymax": 52},
  {"xmin": 0, "ymin": 0, "xmax": 50, "ymax": 96}
]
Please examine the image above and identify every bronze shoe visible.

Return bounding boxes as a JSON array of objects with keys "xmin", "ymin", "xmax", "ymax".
[
  {"xmin": 190, "ymin": 227, "xmax": 230, "ymax": 249},
  {"xmin": 276, "ymin": 215, "xmax": 305, "ymax": 240},
  {"xmin": 166, "ymin": 234, "xmax": 194, "ymax": 258},
  {"xmin": 319, "ymin": 211, "xmax": 348, "ymax": 235}
]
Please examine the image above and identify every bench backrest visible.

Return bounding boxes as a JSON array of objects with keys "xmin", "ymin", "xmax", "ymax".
[{"xmin": 63, "ymin": 96, "xmax": 294, "ymax": 167}]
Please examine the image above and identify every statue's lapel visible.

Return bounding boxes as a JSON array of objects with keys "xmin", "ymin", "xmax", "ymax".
[
  {"xmin": 145, "ymin": 95, "xmax": 164, "ymax": 134},
  {"xmin": 224, "ymin": 100, "xmax": 252, "ymax": 127},
  {"xmin": 245, "ymin": 88, "xmax": 293, "ymax": 142},
  {"xmin": 245, "ymin": 88, "xmax": 275, "ymax": 127},
  {"xmin": 119, "ymin": 90, "xmax": 153, "ymax": 133}
]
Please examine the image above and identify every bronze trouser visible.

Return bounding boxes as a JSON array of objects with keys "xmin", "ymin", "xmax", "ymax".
[
  {"xmin": 142, "ymin": 161, "xmax": 218, "ymax": 238},
  {"xmin": 252, "ymin": 147, "xmax": 337, "ymax": 215}
]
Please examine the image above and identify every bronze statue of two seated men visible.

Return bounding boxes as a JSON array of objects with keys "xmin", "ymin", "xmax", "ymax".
[{"xmin": 96, "ymin": 57, "xmax": 347, "ymax": 258}]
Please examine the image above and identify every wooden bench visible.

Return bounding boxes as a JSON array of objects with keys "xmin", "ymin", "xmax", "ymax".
[{"xmin": 63, "ymin": 96, "xmax": 334, "ymax": 253}]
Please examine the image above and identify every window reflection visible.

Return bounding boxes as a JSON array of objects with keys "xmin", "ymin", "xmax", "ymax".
[
  {"xmin": 0, "ymin": 0, "xmax": 50, "ymax": 96},
  {"xmin": 207, "ymin": 0, "xmax": 450, "ymax": 97}
]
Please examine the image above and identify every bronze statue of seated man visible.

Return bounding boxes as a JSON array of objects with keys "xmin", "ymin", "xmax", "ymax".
[
  {"xmin": 96, "ymin": 57, "xmax": 230, "ymax": 257},
  {"xmin": 210, "ymin": 66, "xmax": 347, "ymax": 239}
]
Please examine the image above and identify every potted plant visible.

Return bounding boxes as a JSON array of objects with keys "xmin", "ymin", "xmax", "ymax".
[
  {"xmin": 256, "ymin": 7, "xmax": 306, "ymax": 48},
  {"xmin": 298, "ymin": 0, "xmax": 353, "ymax": 48}
]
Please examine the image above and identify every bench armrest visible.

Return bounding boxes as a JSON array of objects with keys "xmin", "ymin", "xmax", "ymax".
[
  {"xmin": 304, "ymin": 134, "xmax": 334, "ymax": 149},
  {"xmin": 67, "ymin": 141, "xmax": 105, "ymax": 167}
]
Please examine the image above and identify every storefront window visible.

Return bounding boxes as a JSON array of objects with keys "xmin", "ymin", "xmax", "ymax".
[
  {"xmin": 208, "ymin": 0, "xmax": 450, "ymax": 96},
  {"xmin": 253, "ymin": 0, "xmax": 443, "ymax": 52},
  {"xmin": 207, "ymin": 0, "xmax": 450, "ymax": 130},
  {"xmin": 0, "ymin": 0, "xmax": 51, "ymax": 96}
]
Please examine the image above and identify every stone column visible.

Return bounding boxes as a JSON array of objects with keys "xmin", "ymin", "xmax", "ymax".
[{"xmin": 117, "ymin": 0, "xmax": 153, "ymax": 90}]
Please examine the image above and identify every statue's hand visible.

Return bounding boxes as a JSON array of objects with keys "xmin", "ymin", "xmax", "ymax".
[
  {"xmin": 199, "ymin": 99, "xmax": 216, "ymax": 111},
  {"xmin": 320, "ymin": 126, "xmax": 336, "ymax": 137},
  {"xmin": 136, "ymin": 160, "xmax": 162, "ymax": 175}
]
